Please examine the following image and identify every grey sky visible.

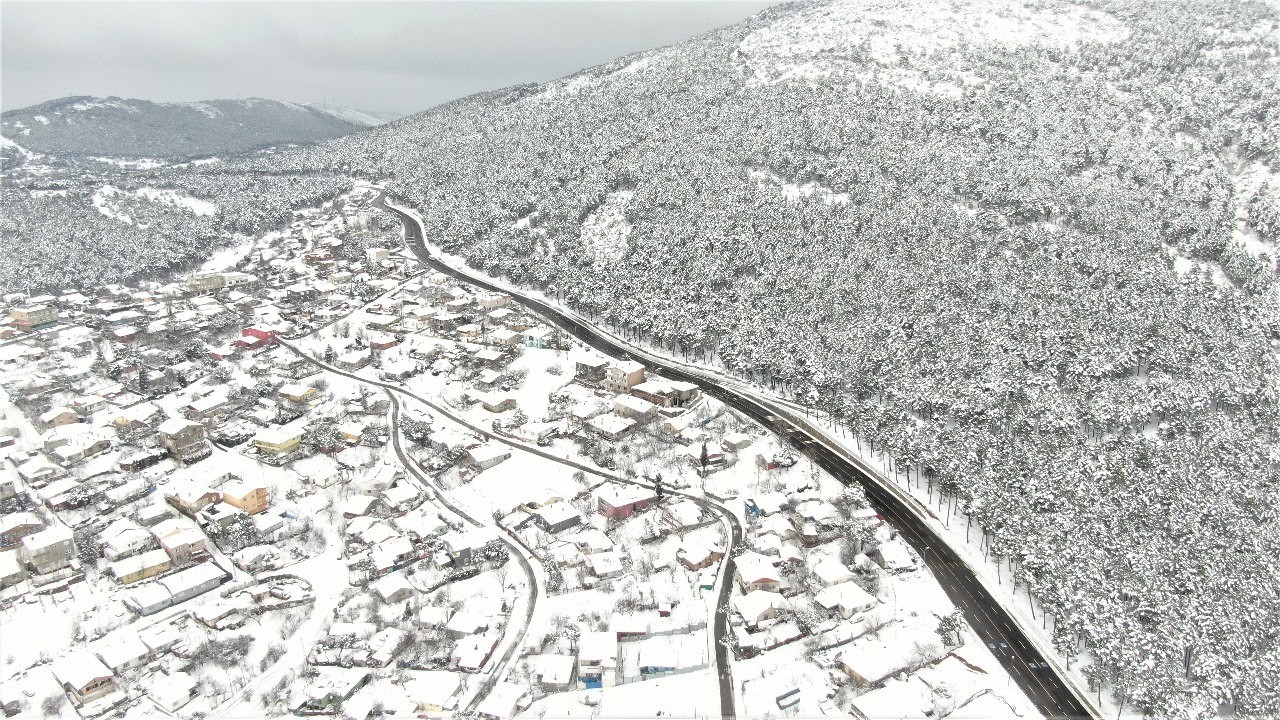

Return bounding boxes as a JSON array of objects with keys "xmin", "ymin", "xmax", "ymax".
[{"xmin": 1, "ymin": 1, "xmax": 782, "ymax": 116}]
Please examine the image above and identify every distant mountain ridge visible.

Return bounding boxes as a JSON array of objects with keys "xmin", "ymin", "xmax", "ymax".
[{"xmin": 0, "ymin": 95, "xmax": 398, "ymax": 158}]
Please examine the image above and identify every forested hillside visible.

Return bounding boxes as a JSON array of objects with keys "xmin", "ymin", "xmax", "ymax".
[
  {"xmin": 0, "ymin": 164, "xmax": 351, "ymax": 291},
  {"xmin": 218, "ymin": 0, "xmax": 1279, "ymax": 715},
  {"xmin": 0, "ymin": 96, "xmax": 385, "ymax": 158}
]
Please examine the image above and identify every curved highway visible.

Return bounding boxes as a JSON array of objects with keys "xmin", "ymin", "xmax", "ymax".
[{"xmin": 376, "ymin": 194, "xmax": 1099, "ymax": 720}]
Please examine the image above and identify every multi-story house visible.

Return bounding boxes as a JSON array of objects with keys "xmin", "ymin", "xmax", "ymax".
[
  {"xmin": 604, "ymin": 360, "xmax": 646, "ymax": 395},
  {"xmin": 221, "ymin": 481, "xmax": 269, "ymax": 515},
  {"xmin": 21, "ymin": 524, "xmax": 75, "ymax": 574},
  {"xmin": 9, "ymin": 305, "xmax": 58, "ymax": 332},
  {"xmin": 154, "ymin": 418, "xmax": 211, "ymax": 463}
]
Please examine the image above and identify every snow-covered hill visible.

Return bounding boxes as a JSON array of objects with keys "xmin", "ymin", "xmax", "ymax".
[
  {"xmin": 2, "ymin": 5, "xmax": 1279, "ymax": 714},
  {"xmin": 0, "ymin": 96, "xmax": 392, "ymax": 158},
  {"xmin": 217, "ymin": 1, "xmax": 1278, "ymax": 716}
]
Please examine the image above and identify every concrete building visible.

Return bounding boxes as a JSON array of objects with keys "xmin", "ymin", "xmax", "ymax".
[
  {"xmin": 186, "ymin": 272, "xmax": 226, "ymax": 293},
  {"xmin": 222, "ymin": 481, "xmax": 269, "ymax": 515},
  {"xmin": 50, "ymin": 651, "xmax": 117, "ymax": 706},
  {"xmin": 9, "ymin": 305, "xmax": 58, "ymax": 332},
  {"xmin": 155, "ymin": 418, "xmax": 211, "ymax": 463},
  {"xmin": 20, "ymin": 524, "xmax": 74, "ymax": 574},
  {"xmin": 108, "ymin": 548, "xmax": 172, "ymax": 585},
  {"xmin": 253, "ymin": 424, "xmax": 304, "ymax": 456},
  {"xmin": 605, "ymin": 360, "xmax": 646, "ymax": 395}
]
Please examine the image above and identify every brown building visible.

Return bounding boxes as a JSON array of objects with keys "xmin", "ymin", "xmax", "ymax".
[{"xmin": 155, "ymin": 418, "xmax": 211, "ymax": 463}]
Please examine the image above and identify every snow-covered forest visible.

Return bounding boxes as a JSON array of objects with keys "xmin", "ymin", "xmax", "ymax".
[
  {"xmin": 2, "ymin": 0, "xmax": 1278, "ymax": 715},
  {"xmin": 0, "ymin": 170, "xmax": 351, "ymax": 291}
]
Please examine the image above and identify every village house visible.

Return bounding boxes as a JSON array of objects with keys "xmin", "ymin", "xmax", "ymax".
[
  {"xmin": 533, "ymin": 502, "xmax": 581, "ymax": 534},
  {"xmin": 532, "ymin": 654, "xmax": 577, "ymax": 692},
  {"xmin": 489, "ymin": 328, "xmax": 522, "ymax": 347},
  {"xmin": 253, "ymin": 424, "xmax": 305, "ymax": 457},
  {"xmin": 39, "ymin": 406, "xmax": 81, "ymax": 429},
  {"xmin": 838, "ymin": 625, "xmax": 947, "ymax": 688},
  {"xmin": 735, "ymin": 551, "xmax": 784, "ymax": 593},
  {"xmin": 368, "ymin": 332, "xmax": 399, "ymax": 351},
  {"xmin": 151, "ymin": 519, "xmax": 208, "ymax": 564},
  {"xmin": 577, "ymin": 631, "xmax": 620, "ymax": 688},
  {"xmin": 184, "ymin": 391, "xmax": 230, "ymax": 420},
  {"xmin": 100, "ymin": 518, "xmax": 156, "ymax": 560},
  {"xmin": 336, "ymin": 349, "xmax": 372, "ymax": 371},
  {"xmin": 613, "ymin": 394, "xmax": 659, "ymax": 421},
  {"xmin": 236, "ymin": 325, "xmax": 277, "ymax": 349},
  {"xmin": 523, "ymin": 327, "xmax": 552, "ymax": 349},
  {"xmin": 155, "ymin": 417, "xmax": 211, "ymax": 463},
  {"xmin": 0, "ymin": 549, "xmax": 27, "ymax": 588},
  {"xmin": 20, "ymin": 524, "xmax": 75, "ymax": 574},
  {"xmin": 50, "ymin": 652, "xmax": 117, "ymax": 706},
  {"xmin": 815, "ymin": 581, "xmax": 878, "ymax": 618},
  {"xmin": 0, "ymin": 512, "xmax": 42, "ymax": 549},
  {"xmin": 108, "ymin": 548, "xmax": 173, "ymax": 585},
  {"xmin": 165, "ymin": 479, "xmax": 220, "ymax": 516},
  {"xmin": 278, "ymin": 383, "xmax": 319, "ymax": 404},
  {"xmin": 676, "ymin": 540, "xmax": 724, "ymax": 571},
  {"xmin": 9, "ymin": 305, "xmax": 59, "ymax": 332},
  {"xmin": 630, "ymin": 378, "xmax": 702, "ymax": 408},
  {"xmin": 733, "ymin": 590, "xmax": 788, "ymax": 629},
  {"xmin": 585, "ymin": 413, "xmax": 636, "ymax": 441},
  {"xmin": 604, "ymin": 360, "xmax": 646, "ymax": 394},
  {"xmin": 222, "ymin": 481, "xmax": 270, "ymax": 515},
  {"xmin": 465, "ymin": 443, "xmax": 512, "ymax": 471},
  {"xmin": 597, "ymin": 484, "xmax": 657, "ymax": 520}
]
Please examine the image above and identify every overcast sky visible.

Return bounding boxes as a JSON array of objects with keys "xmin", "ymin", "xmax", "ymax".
[{"xmin": 2, "ymin": 1, "xmax": 781, "ymax": 116}]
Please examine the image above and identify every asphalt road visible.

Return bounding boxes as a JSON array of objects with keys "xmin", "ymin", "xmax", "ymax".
[{"xmin": 378, "ymin": 194, "xmax": 1099, "ymax": 720}]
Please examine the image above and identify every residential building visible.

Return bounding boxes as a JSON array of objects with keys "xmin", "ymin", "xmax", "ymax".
[
  {"xmin": 20, "ymin": 525, "xmax": 74, "ymax": 574},
  {"xmin": 278, "ymin": 383, "xmax": 319, "ymax": 404},
  {"xmin": 0, "ymin": 512, "xmax": 42, "ymax": 549},
  {"xmin": 604, "ymin": 360, "xmax": 646, "ymax": 394},
  {"xmin": 9, "ymin": 305, "xmax": 58, "ymax": 332},
  {"xmin": 155, "ymin": 418, "xmax": 211, "ymax": 463},
  {"xmin": 186, "ymin": 272, "xmax": 226, "ymax": 293},
  {"xmin": 597, "ymin": 484, "xmax": 657, "ymax": 520},
  {"xmin": 222, "ymin": 481, "xmax": 269, "ymax": 515},
  {"xmin": 465, "ymin": 444, "xmax": 511, "ymax": 470},
  {"xmin": 164, "ymin": 479, "xmax": 219, "ymax": 516},
  {"xmin": 253, "ymin": 424, "xmax": 305, "ymax": 456},
  {"xmin": 39, "ymin": 406, "xmax": 80, "ymax": 428},
  {"xmin": 152, "ymin": 519, "xmax": 207, "ymax": 564},
  {"xmin": 50, "ymin": 652, "xmax": 117, "ymax": 706},
  {"xmin": 108, "ymin": 548, "xmax": 173, "ymax": 585},
  {"xmin": 0, "ymin": 548, "xmax": 26, "ymax": 587}
]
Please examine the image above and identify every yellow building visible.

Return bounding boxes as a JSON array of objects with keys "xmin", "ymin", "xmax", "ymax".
[
  {"xmin": 222, "ymin": 481, "xmax": 270, "ymax": 515},
  {"xmin": 108, "ymin": 549, "xmax": 172, "ymax": 585},
  {"xmin": 278, "ymin": 384, "xmax": 319, "ymax": 404},
  {"xmin": 253, "ymin": 425, "xmax": 304, "ymax": 456}
]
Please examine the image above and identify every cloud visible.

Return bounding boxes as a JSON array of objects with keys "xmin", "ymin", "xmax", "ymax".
[{"xmin": 1, "ymin": 1, "xmax": 781, "ymax": 115}]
